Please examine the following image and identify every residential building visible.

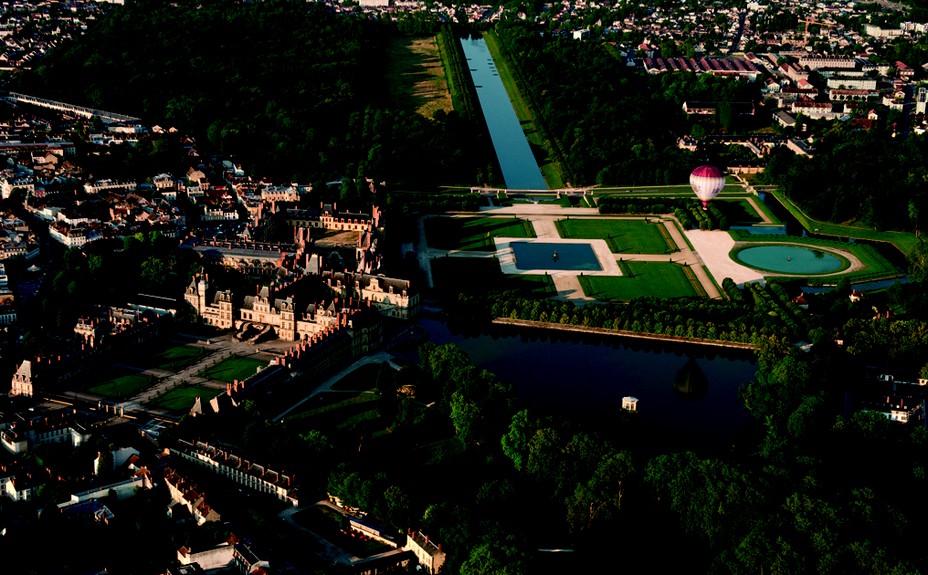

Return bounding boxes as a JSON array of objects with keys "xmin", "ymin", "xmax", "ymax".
[
  {"xmin": 0, "ymin": 408, "xmax": 91, "ymax": 454},
  {"xmin": 173, "ymin": 439, "xmax": 299, "ymax": 506},
  {"xmin": 175, "ymin": 536, "xmax": 269, "ymax": 575},
  {"xmin": 404, "ymin": 531, "xmax": 446, "ymax": 575},
  {"xmin": 164, "ymin": 467, "xmax": 221, "ymax": 526}
]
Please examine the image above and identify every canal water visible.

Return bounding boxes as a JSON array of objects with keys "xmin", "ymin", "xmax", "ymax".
[
  {"xmin": 461, "ymin": 37, "xmax": 548, "ymax": 191},
  {"xmin": 417, "ymin": 318, "xmax": 757, "ymax": 450}
]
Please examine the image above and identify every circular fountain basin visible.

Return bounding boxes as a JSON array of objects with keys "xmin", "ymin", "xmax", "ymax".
[{"xmin": 735, "ymin": 245, "xmax": 845, "ymax": 274}]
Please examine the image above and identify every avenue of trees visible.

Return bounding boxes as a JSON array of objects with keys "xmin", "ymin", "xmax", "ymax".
[
  {"xmin": 451, "ymin": 280, "xmax": 809, "ymax": 344},
  {"xmin": 16, "ymin": 0, "xmax": 488, "ymax": 186}
]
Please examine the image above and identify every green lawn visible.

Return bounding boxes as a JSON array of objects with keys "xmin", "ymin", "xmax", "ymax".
[
  {"xmin": 200, "ymin": 356, "xmax": 268, "ymax": 383},
  {"xmin": 151, "ymin": 345, "xmax": 210, "ymax": 372},
  {"xmin": 580, "ymin": 262, "xmax": 700, "ymax": 300},
  {"xmin": 425, "ymin": 216, "xmax": 535, "ymax": 251},
  {"xmin": 555, "ymin": 218, "xmax": 675, "ymax": 254},
  {"xmin": 154, "ymin": 386, "xmax": 217, "ymax": 412},
  {"xmin": 89, "ymin": 372, "xmax": 156, "ymax": 398}
]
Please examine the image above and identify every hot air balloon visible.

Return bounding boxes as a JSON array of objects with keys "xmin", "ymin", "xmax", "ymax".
[{"xmin": 689, "ymin": 165, "xmax": 725, "ymax": 210}]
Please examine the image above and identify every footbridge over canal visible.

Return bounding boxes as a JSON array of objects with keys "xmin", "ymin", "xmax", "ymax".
[{"xmin": 470, "ymin": 187, "xmax": 592, "ymax": 198}]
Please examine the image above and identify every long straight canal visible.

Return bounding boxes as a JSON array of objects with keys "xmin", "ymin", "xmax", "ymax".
[{"xmin": 460, "ymin": 36, "xmax": 548, "ymax": 191}]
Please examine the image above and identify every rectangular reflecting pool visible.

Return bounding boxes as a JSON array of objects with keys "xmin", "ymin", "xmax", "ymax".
[{"xmin": 511, "ymin": 241, "xmax": 602, "ymax": 271}]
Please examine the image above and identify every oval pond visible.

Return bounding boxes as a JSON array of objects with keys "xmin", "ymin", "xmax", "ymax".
[{"xmin": 736, "ymin": 245, "xmax": 844, "ymax": 274}]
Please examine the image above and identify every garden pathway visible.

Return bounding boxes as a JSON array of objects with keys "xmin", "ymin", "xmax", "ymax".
[{"xmin": 686, "ymin": 230, "xmax": 765, "ymax": 286}]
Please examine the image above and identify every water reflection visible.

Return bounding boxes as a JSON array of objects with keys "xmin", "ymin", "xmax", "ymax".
[
  {"xmin": 460, "ymin": 37, "xmax": 548, "ymax": 190},
  {"xmin": 417, "ymin": 317, "xmax": 757, "ymax": 450}
]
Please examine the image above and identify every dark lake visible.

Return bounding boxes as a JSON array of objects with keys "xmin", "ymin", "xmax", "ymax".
[{"xmin": 415, "ymin": 317, "xmax": 758, "ymax": 450}]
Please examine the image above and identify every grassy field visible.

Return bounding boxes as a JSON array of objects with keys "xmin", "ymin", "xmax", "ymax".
[
  {"xmin": 200, "ymin": 356, "xmax": 268, "ymax": 383},
  {"xmin": 580, "ymin": 261, "xmax": 700, "ymax": 300},
  {"xmin": 483, "ymin": 30, "xmax": 566, "ymax": 189},
  {"xmin": 151, "ymin": 345, "xmax": 209, "ymax": 372},
  {"xmin": 154, "ymin": 386, "xmax": 217, "ymax": 412},
  {"xmin": 89, "ymin": 372, "xmax": 156, "ymax": 399},
  {"xmin": 430, "ymin": 256, "xmax": 555, "ymax": 296},
  {"xmin": 424, "ymin": 216, "xmax": 535, "ymax": 250},
  {"xmin": 766, "ymin": 187, "xmax": 918, "ymax": 257},
  {"xmin": 555, "ymin": 218, "xmax": 675, "ymax": 254},
  {"xmin": 386, "ymin": 35, "xmax": 453, "ymax": 119}
]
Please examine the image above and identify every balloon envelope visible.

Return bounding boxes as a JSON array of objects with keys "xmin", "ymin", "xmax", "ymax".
[{"xmin": 689, "ymin": 165, "xmax": 725, "ymax": 207}]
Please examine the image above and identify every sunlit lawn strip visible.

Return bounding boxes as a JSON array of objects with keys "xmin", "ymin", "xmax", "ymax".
[
  {"xmin": 386, "ymin": 36, "xmax": 453, "ymax": 119},
  {"xmin": 579, "ymin": 262, "xmax": 699, "ymax": 300},
  {"xmin": 425, "ymin": 216, "xmax": 535, "ymax": 251},
  {"xmin": 199, "ymin": 357, "xmax": 268, "ymax": 383},
  {"xmin": 555, "ymin": 218, "xmax": 674, "ymax": 254}
]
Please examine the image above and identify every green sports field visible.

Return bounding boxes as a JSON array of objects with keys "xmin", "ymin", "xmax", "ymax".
[
  {"xmin": 555, "ymin": 218, "xmax": 675, "ymax": 254},
  {"xmin": 579, "ymin": 261, "xmax": 700, "ymax": 300}
]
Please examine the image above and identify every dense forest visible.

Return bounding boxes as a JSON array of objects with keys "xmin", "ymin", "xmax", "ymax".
[
  {"xmin": 166, "ymin": 317, "xmax": 928, "ymax": 575},
  {"xmin": 15, "ymin": 0, "xmax": 487, "ymax": 185},
  {"xmin": 762, "ymin": 131, "xmax": 928, "ymax": 232}
]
